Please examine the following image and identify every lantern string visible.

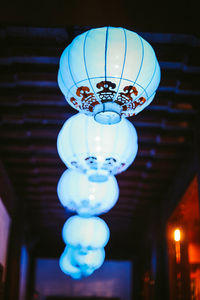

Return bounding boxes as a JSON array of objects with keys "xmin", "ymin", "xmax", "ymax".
[
  {"xmin": 58, "ymin": 70, "xmax": 79, "ymax": 106},
  {"xmin": 83, "ymin": 29, "xmax": 101, "ymax": 105},
  {"xmin": 132, "ymin": 35, "xmax": 144, "ymax": 87},
  {"xmin": 135, "ymin": 57, "xmax": 159, "ymax": 101},
  {"xmin": 68, "ymin": 43, "xmax": 78, "ymax": 88},
  {"xmin": 102, "ymin": 27, "xmax": 110, "ymax": 113},
  {"xmin": 113, "ymin": 28, "xmax": 127, "ymax": 103},
  {"xmin": 104, "ymin": 26, "xmax": 109, "ymax": 82}
]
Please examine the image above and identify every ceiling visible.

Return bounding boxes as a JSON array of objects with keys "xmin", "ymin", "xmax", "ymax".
[{"xmin": 0, "ymin": 25, "xmax": 199, "ymax": 259}]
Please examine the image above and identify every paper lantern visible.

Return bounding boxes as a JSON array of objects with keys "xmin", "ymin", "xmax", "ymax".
[
  {"xmin": 62, "ymin": 215, "xmax": 110, "ymax": 250},
  {"xmin": 59, "ymin": 246, "xmax": 82, "ymax": 279},
  {"xmin": 57, "ymin": 113, "xmax": 138, "ymax": 182},
  {"xmin": 57, "ymin": 169, "xmax": 119, "ymax": 215},
  {"xmin": 59, "ymin": 246, "xmax": 94, "ymax": 279},
  {"xmin": 58, "ymin": 26, "xmax": 160, "ymax": 124}
]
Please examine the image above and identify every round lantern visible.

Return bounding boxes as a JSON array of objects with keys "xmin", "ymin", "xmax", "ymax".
[
  {"xmin": 73, "ymin": 247, "xmax": 105, "ymax": 270},
  {"xmin": 59, "ymin": 246, "xmax": 94, "ymax": 279},
  {"xmin": 57, "ymin": 169, "xmax": 119, "ymax": 215},
  {"xmin": 58, "ymin": 26, "xmax": 160, "ymax": 125},
  {"xmin": 57, "ymin": 113, "xmax": 138, "ymax": 182},
  {"xmin": 59, "ymin": 246, "xmax": 82, "ymax": 279},
  {"xmin": 62, "ymin": 215, "xmax": 110, "ymax": 250}
]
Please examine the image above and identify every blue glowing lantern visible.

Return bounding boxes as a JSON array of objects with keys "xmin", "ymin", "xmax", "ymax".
[
  {"xmin": 58, "ymin": 26, "xmax": 160, "ymax": 125},
  {"xmin": 59, "ymin": 246, "xmax": 82, "ymax": 279},
  {"xmin": 59, "ymin": 246, "xmax": 95, "ymax": 279},
  {"xmin": 57, "ymin": 113, "xmax": 138, "ymax": 182},
  {"xmin": 57, "ymin": 169, "xmax": 119, "ymax": 215},
  {"xmin": 62, "ymin": 215, "xmax": 110, "ymax": 250}
]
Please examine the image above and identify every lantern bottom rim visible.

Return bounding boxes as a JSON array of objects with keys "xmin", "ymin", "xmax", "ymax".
[
  {"xmin": 94, "ymin": 103, "xmax": 122, "ymax": 125},
  {"xmin": 87, "ymin": 169, "xmax": 109, "ymax": 183}
]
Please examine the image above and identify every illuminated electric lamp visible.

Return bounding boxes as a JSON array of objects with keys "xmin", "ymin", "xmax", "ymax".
[
  {"xmin": 62, "ymin": 215, "xmax": 110, "ymax": 250},
  {"xmin": 174, "ymin": 228, "xmax": 181, "ymax": 263},
  {"xmin": 174, "ymin": 228, "xmax": 181, "ymax": 242},
  {"xmin": 57, "ymin": 113, "xmax": 138, "ymax": 182},
  {"xmin": 57, "ymin": 169, "xmax": 119, "ymax": 216},
  {"xmin": 58, "ymin": 26, "xmax": 160, "ymax": 125}
]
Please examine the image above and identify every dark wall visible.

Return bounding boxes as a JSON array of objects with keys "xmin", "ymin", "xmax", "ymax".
[{"xmin": 35, "ymin": 259, "xmax": 132, "ymax": 300}]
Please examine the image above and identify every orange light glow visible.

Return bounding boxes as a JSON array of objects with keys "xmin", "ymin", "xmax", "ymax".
[{"xmin": 174, "ymin": 229, "xmax": 181, "ymax": 242}]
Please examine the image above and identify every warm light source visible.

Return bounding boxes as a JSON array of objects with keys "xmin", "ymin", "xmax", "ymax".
[
  {"xmin": 58, "ymin": 26, "xmax": 160, "ymax": 124},
  {"xmin": 174, "ymin": 228, "xmax": 181, "ymax": 242},
  {"xmin": 57, "ymin": 113, "xmax": 138, "ymax": 182},
  {"xmin": 174, "ymin": 228, "xmax": 181, "ymax": 263}
]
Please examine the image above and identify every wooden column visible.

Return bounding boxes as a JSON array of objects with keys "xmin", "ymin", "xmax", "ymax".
[
  {"xmin": 0, "ymin": 160, "xmax": 24, "ymax": 300},
  {"xmin": 132, "ymin": 254, "xmax": 145, "ymax": 300},
  {"xmin": 26, "ymin": 254, "xmax": 36, "ymax": 300},
  {"xmin": 4, "ymin": 220, "xmax": 22, "ymax": 300},
  {"xmin": 154, "ymin": 155, "xmax": 196, "ymax": 300},
  {"xmin": 154, "ymin": 213, "xmax": 169, "ymax": 300},
  {"xmin": 194, "ymin": 112, "xmax": 200, "ymax": 205}
]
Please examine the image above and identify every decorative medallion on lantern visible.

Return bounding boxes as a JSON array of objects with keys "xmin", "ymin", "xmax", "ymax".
[
  {"xmin": 58, "ymin": 26, "xmax": 160, "ymax": 124},
  {"xmin": 57, "ymin": 169, "xmax": 119, "ymax": 215},
  {"xmin": 57, "ymin": 113, "xmax": 138, "ymax": 182}
]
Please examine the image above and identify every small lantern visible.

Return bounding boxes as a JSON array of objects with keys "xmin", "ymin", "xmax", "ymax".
[
  {"xmin": 57, "ymin": 169, "xmax": 119, "ymax": 215},
  {"xmin": 58, "ymin": 26, "xmax": 160, "ymax": 124},
  {"xmin": 57, "ymin": 113, "xmax": 138, "ymax": 182},
  {"xmin": 62, "ymin": 215, "xmax": 110, "ymax": 250},
  {"xmin": 59, "ymin": 246, "xmax": 95, "ymax": 279},
  {"xmin": 59, "ymin": 246, "xmax": 82, "ymax": 279}
]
